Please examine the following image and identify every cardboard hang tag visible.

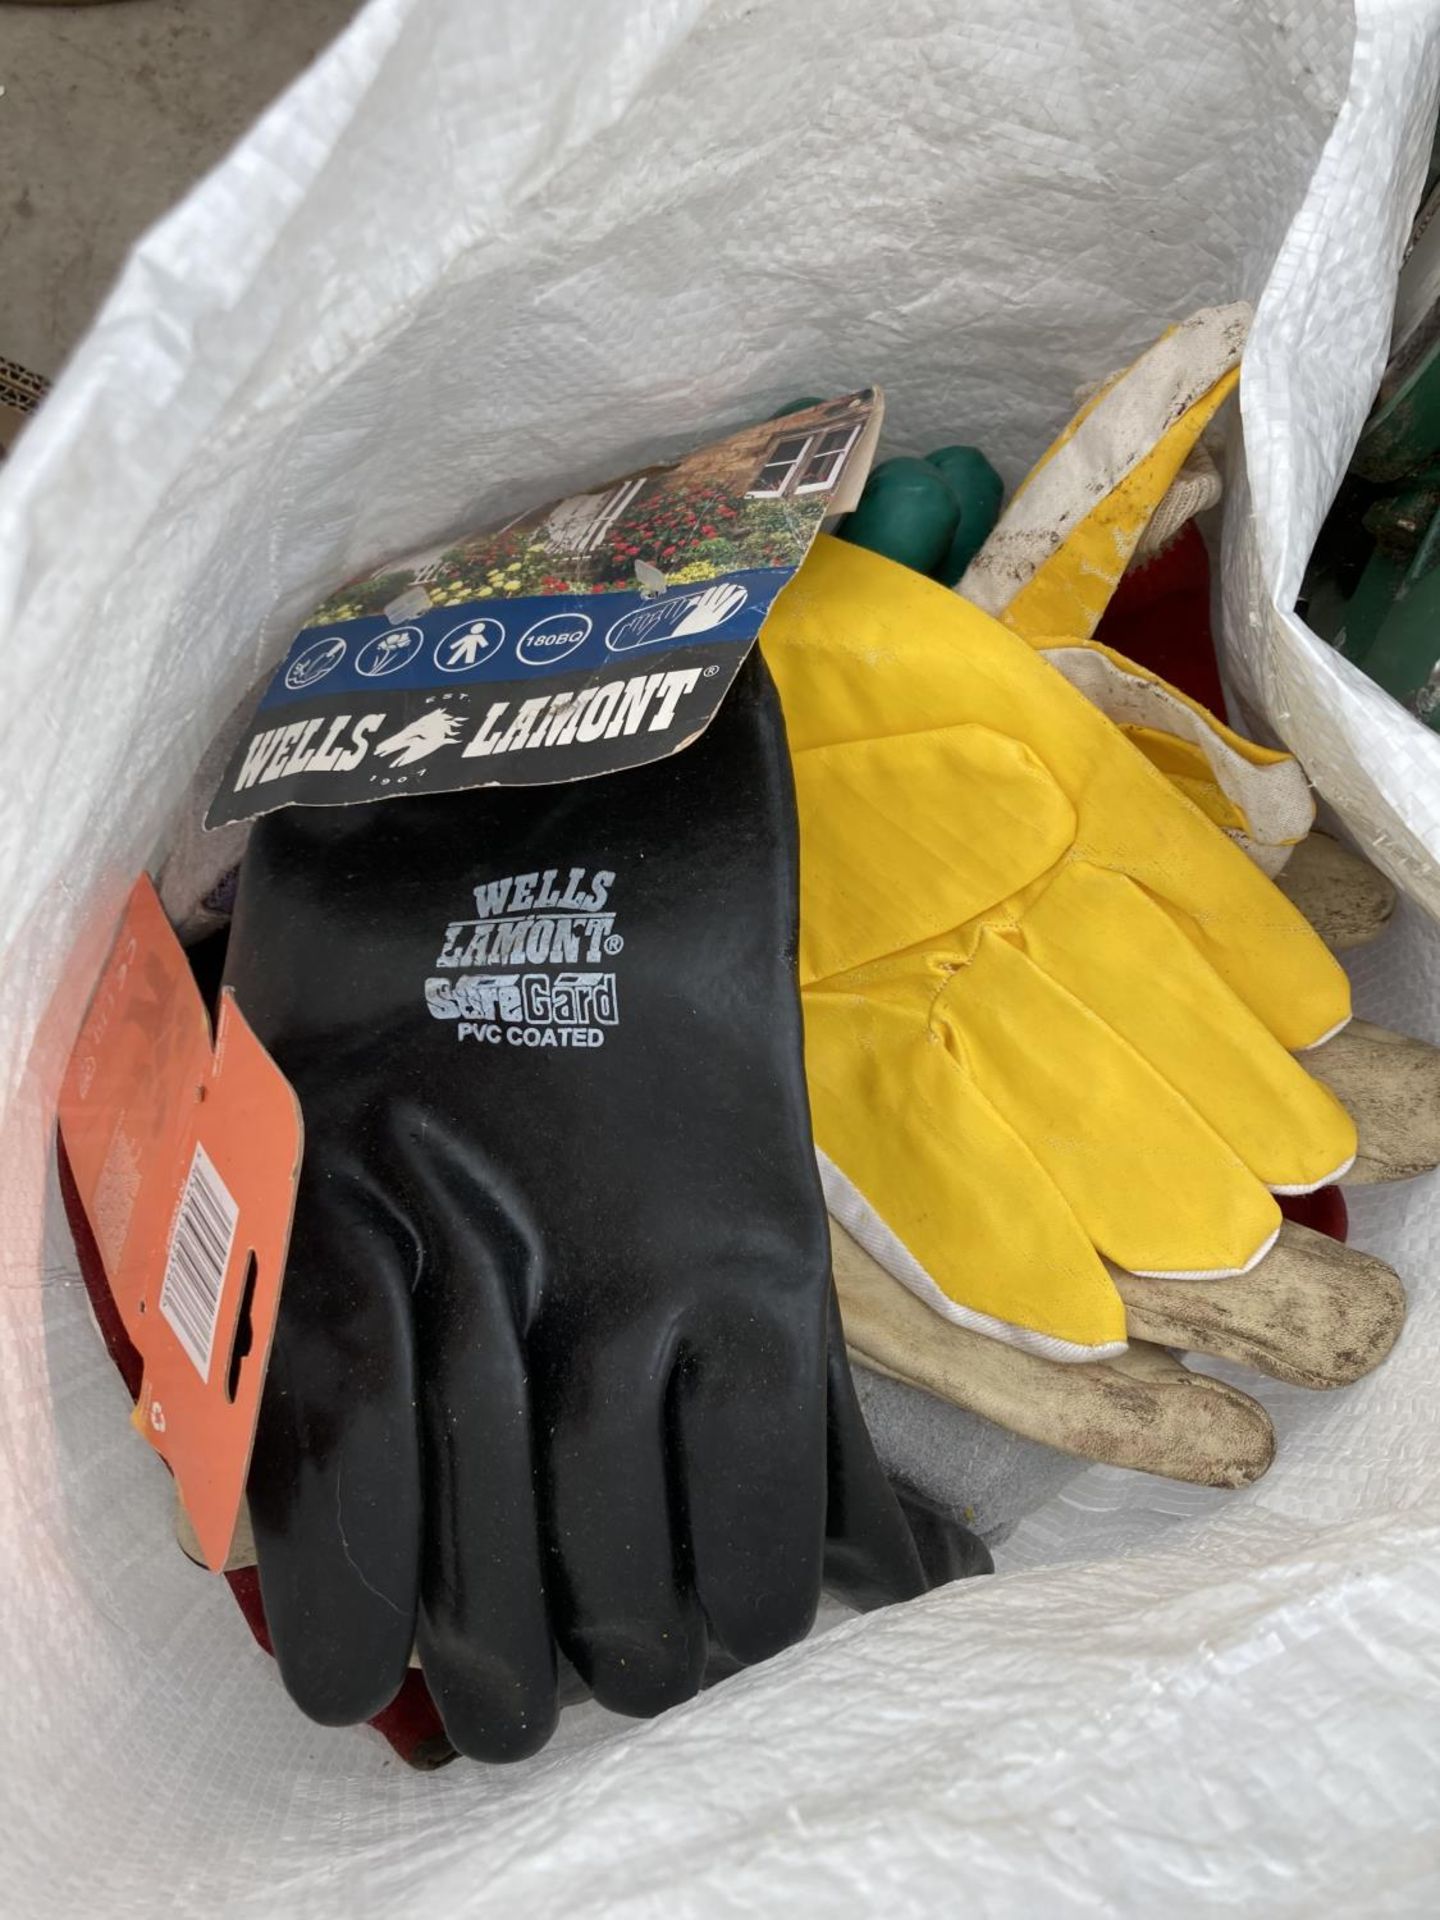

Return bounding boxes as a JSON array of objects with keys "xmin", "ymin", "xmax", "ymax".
[
  {"xmin": 207, "ymin": 390, "xmax": 883, "ymax": 825},
  {"xmin": 57, "ymin": 877, "xmax": 302, "ymax": 1571}
]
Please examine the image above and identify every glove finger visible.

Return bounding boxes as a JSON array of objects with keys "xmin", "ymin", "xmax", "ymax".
[
  {"xmin": 1307, "ymin": 1020, "xmax": 1440, "ymax": 1184},
  {"xmin": 822, "ymin": 1292, "xmax": 991, "ymax": 1601},
  {"xmin": 672, "ymin": 1292, "xmax": 828, "ymax": 1668},
  {"xmin": 1011, "ymin": 861, "xmax": 1356, "ymax": 1193},
  {"xmin": 413, "ymin": 1344, "xmax": 556, "ymax": 1760},
  {"xmin": 247, "ymin": 1171, "xmax": 421, "ymax": 1727},
  {"xmin": 405, "ymin": 1178, "xmax": 556, "ymax": 1760},
  {"xmin": 850, "ymin": 1362, "xmax": 1084, "ymax": 1546},
  {"xmin": 941, "ymin": 930, "xmax": 1287, "ymax": 1275},
  {"xmin": 538, "ymin": 1311, "xmax": 708, "ymax": 1720},
  {"xmin": 1114, "ymin": 1221, "xmax": 1405, "ymax": 1389},
  {"xmin": 1035, "ymin": 640, "xmax": 1311, "ymax": 865},
  {"xmin": 1092, "ymin": 1342, "xmax": 1276, "ymax": 1485},
  {"xmin": 808, "ymin": 986, "xmax": 1128, "ymax": 1358},
  {"xmin": 1277, "ymin": 832, "xmax": 1397, "ymax": 951},
  {"xmin": 833, "ymin": 1220, "xmax": 1275, "ymax": 1486}
]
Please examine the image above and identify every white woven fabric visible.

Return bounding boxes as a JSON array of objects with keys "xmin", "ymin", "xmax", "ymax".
[{"xmin": 3, "ymin": 1, "xmax": 1439, "ymax": 1912}]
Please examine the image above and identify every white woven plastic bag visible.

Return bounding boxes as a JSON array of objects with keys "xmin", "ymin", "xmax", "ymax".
[{"xmin": 3, "ymin": 1, "xmax": 1440, "ymax": 1912}]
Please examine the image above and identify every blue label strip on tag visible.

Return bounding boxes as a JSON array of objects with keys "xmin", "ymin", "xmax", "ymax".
[{"xmin": 261, "ymin": 568, "xmax": 786, "ymax": 713}]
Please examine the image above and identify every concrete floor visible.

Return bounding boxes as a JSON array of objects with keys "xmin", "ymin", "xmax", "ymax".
[{"xmin": 0, "ymin": 0, "xmax": 365, "ymax": 381}]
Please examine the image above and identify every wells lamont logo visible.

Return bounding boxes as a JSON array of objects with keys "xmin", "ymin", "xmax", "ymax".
[
  {"xmin": 374, "ymin": 710, "xmax": 465, "ymax": 766},
  {"xmin": 424, "ymin": 867, "xmax": 622, "ymax": 1050}
]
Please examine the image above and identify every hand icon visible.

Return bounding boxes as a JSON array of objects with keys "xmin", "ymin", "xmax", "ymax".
[{"xmin": 672, "ymin": 583, "xmax": 748, "ymax": 635}]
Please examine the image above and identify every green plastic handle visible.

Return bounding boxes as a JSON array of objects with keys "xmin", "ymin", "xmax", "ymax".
[
  {"xmin": 925, "ymin": 446, "xmax": 1005, "ymax": 585},
  {"xmin": 838, "ymin": 457, "xmax": 963, "ymax": 575}
]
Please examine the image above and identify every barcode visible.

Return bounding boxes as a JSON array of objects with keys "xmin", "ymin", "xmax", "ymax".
[{"xmin": 159, "ymin": 1142, "xmax": 239, "ymax": 1382}]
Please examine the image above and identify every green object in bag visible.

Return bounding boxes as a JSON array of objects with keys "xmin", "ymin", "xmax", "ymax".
[
  {"xmin": 925, "ymin": 445, "xmax": 1006, "ymax": 585},
  {"xmin": 1301, "ymin": 158, "xmax": 1440, "ymax": 728},
  {"xmin": 838, "ymin": 456, "xmax": 962, "ymax": 575},
  {"xmin": 835, "ymin": 444, "xmax": 1006, "ymax": 585}
]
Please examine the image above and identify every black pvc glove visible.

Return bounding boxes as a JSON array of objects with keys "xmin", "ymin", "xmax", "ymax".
[{"xmin": 223, "ymin": 650, "xmax": 986, "ymax": 1762}]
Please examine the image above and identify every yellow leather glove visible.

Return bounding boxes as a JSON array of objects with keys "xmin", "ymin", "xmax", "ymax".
[
  {"xmin": 958, "ymin": 303, "xmax": 1312, "ymax": 871},
  {"xmin": 763, "ymin": 535, "xmax": 1355, "ymax": 1361},
  {"xmin": 960, "ymin": 303, "xmax": 1247, "ymax": 640}
]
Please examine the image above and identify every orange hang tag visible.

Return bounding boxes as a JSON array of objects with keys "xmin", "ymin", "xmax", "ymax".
[{"xmin": 57, "ymin": 876, "xmax": 302, "ymax": 1571}]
